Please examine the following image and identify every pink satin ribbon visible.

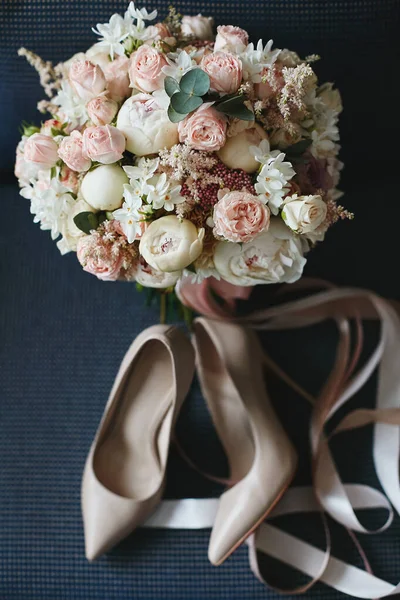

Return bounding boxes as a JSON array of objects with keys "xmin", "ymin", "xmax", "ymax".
[{"xmin": 174, "ymin": 277, "xmax": 400, "ymax": 598}]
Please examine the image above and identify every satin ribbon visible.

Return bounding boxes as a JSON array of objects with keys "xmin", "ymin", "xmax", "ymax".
[{"xmin": 142, "ymin": 280, "xmax": 400, "ymax": 599}]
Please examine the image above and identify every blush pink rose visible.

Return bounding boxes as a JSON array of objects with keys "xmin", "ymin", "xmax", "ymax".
[
  {"xmin": 214, "ymin": 25, "xmax": 249, "ymax": 54},
  {"xmin": 103, "ymin": 55, "xmax": 131, "ymax": 102},
  {"xmin": 69, "ymin": 60, "xmax": 106, "ymax": 101},
  {"xmin": 213, "ymin": 190, "xmax": 270, "ymax": 243},
  {"xmin": 77, "ymin": 235, "xmax": 124, "ymax": 281},
  {"xmin": 178, "ymin": 104, "xmax": 227, "ymax": 152},
  {"xmin": 254, "ymin": 65, "xmax": 285, "ymax": 100},
  {"xmin": 77, "ymin": 226, "xmax": 138, "ymax": 281},
  {"xmin": 181, "ymin": 14, "xmax": 214, "ymax": 40},
  {"xmin": 40, "ymin": 119, "xmax": 63, "ymax": 137},
  {"xmin": 24, "ymin": 133, "xmax": 59, "ymax": 168},
  {"xmin": 87, "ymin": 95, "xmax": 118, "ymax": 126},
  {"xmin": 129, "ymin": 45, "xmax": 167, "ymax": 93},
  {"xmin": 60, "ymin": 165, "xmax": 79, "ymax": 194},
  {"xmin": 58, "ymin": 130, "xmax": 91, "ymax": 172},
  {"xmin": 82, "ymin": 125, "xmax": 125, "ymax": 164},
  {"xmin": 201, "ymin": 51, "xmax": 242, "ymax": 94}
]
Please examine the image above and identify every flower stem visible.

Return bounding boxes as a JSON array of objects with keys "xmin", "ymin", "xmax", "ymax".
[{"xmin": 160, "ymin": 292, "xmax": 167, "ymax": 324}]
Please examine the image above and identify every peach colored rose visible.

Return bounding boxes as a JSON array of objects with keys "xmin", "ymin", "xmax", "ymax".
[
  {"xmin": 200, "ymin": 51, "xmax": 242, "ymax": 94},
  {"xmin": 60, "ymin": 165, "xmax": 79, "ymax": 194},
  {"xmin": 129, "ymin": 45, "xmax": 167, "ymax": 93},
  {"xmin": 212, "ymin": 190, "xmax": 270, "ymax": 243},
  {"xmin": 87, "ymin": 95, "xmax": 118, "ymax": 126},
  {"xmin": 145, "ymin": 22, "xmax": 172, "ymax": 42},
  {"xmin": 214, "ymin": 25, "xmax": 249, "ymax": 54},
  {"xmin": 58, "ymin": 131, "xmax": 91, "ymax": 172},
  {"xmin": 103, "ymin": 55, "xmax": 131, "ymax": 102},
  {"xmin": 77, "ymin": 235, "xmax": 124, "ymax": 281},
  {"xmin": 15, "ymin": 141, "xmax": 41, "ymax": 184},
  {"xmin": 181, "ymin": 14, "xmax": 214, "ymax": 40},
  {"xmin": 40, "ymin": 119, "xmax": 63, "ymax": 137},
  {"xmin": 178, "ymin": 104, "xmax": 227, "ymax": 152},
  {"xmin": 24, "ymin": 133, "xmax": 59, "ymax": 168},
  {"xmin": 82, "ymin": 125, "xmax": 125, "ymax": 164},
  {"xmin": 69, "ymin": 60, "xmax": 106, "ymax": 101},
  {"xmin": 254, "ymin": 65, "xmax": 284, "ymax": 100}
]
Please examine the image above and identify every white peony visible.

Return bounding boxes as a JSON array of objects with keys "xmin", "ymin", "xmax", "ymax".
[
  {"xmin": 317, "ymin": 82, "xmax": 343, "ymax": 114},
  {"xmin": 181, "ymin": 14, "xmax": 214, "ymax": 40},
  {"xmin": 139, "ymin": 215, "xmax": 205, "ymax": 272},
  {"xmin": 135, "ymin": 259, "xmax": 181, "ymax": 289},
  {"xmin": 116, "ymin": 94, "xmax": 179, "ymax": 156},
  {"xmin": 214, "ymin": 218, "xmax": 306, "ymax": 286},
  {"xmin": 57, "ymin": 198, "xmax": 96, "ymax": 254},
  {"xmin": 217, "ymin": 123, "xmax": 267, "ymax": 173},
  {"xmin": 81, "ymin": 164, "xmax": 128, "ymax": 211},
  {"xmin": 282, "ymin": 194, "xmax": 327, "ymax": 234}
]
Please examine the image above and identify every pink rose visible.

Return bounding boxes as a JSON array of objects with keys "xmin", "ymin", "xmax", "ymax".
[
  {"xmin": 201, "ymin": 51, "xmax": 242, "ymax": 94},
  {"xmin": 103, "ymin": 55, "xmax": 131, "ymax": 102},
  {"xmin": 87, "ymin": 95, "xmax": 118, "ymax": 126},
  {"xmin": 40, "ymin": 119, "xmax": 63, "ymax": 136},
  {"xmin": 58, "ymin": 130, "xmax": 91, "ymax": 172},
  {"xmin": 178, "ymin": 104, "xmax": 227, "ymax": 152},
  {"xmin": 254, "ymin": 65, "xmax": 284, "ymax": 100},
  {"xmin": 145, "ymin": 22, "xmax": 172, "ymax": 43},
  {"xmin": 69, "ymin": 60, "xmax": 106, "ymax": 101},
  {"xmin": 24, "ymin": 133, "xmax": 59, "ymax": 168},
  {"xmin": 129, "ymin": 45, "xmax": 167, "ymax": 93},
  {"xmin": 60, "ymin": 165, "xmax": 79, "ymax": 194},
  {"xmin": 82, "ymin": 125, "xmax": 125, "ymax": 164},
  {"xmin": 77, "ymin": 227, "xmax": 137, "ymax": 281},
  {"xmin": 213, "ymin": 190, "xmax": 270, "ymax": 243},
  {"xmin": 181, "ymin": 14, "xmax": 214, "ymax": 40},
  {"xmin": 214, "ymin": 25, "xmax": 249, "ymax": 54}
]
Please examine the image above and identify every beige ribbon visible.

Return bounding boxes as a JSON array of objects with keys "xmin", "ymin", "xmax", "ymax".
[{"xmin": 169, "ymin": 279, "xmax": 400, "ymax": 598}]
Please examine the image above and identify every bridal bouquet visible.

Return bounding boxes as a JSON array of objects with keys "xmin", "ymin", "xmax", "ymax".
[{"xmin": 16, "ymin": 3, "xmax": 351, "ymax": 291}]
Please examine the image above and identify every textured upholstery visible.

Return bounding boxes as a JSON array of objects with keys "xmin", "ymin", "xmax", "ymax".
[{"xmin": 0, "ymin": 1, "xmax": 399, "ymax": 598}]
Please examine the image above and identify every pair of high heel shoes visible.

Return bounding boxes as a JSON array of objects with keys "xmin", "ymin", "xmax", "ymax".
[{"xmin": 82, "ymin": 318, "xmax": 297, "ymax": 564}]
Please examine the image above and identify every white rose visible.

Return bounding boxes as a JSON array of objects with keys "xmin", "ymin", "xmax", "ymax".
[
  {"xmin": 217, "ymin": 123, "xmax": 267, "ymax": 173},
  {"xmin": 116, "ymin": 94, "xmax": 179, "ymax": 156},
  {"xmin": 81, "ymin": 164, "xmax": 128, "ymax": 211},
  {"xmin": 135, "ymin": 259, "xmax": 181, "ymax": 288},
  {"xmin": 282, "ymin": 194, "xmax": 327, "ymax": 234},
  {"xmin": 318, "ymin": 82, "xmax": 342, "ymax": 114},
  {"xmin": 139, "ymin": 215, "xmax": 205, "ymax": 272},
  {"xmin": 181, "ymin": 14, "xmax": 214, "ymax": 40},
  {"xmin": 214, "ymin": 218, "xmax": 306, "ymax": 286},
  {"xmin": 58, "ymin": 198, "xmax": 96, "ymax": 253}
]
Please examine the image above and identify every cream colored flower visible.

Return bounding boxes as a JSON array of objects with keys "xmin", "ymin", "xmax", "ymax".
[
  {"xmin": 214, "ymin": 218, "xmax": 306, "ymax": 285},
  {"xmin": 139, "ymin": 215, "xmax": 205, "ymax": 272},
  {"xmin": 81, "ymin": 164, "xmax": 128, "ymax": 210},
  {"xmin": 282, "ymin": 194, "xmax": 327, "ymax": 234}
]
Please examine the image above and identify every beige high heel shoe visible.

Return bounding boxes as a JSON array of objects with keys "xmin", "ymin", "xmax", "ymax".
[
  {"xmin": 193, "ymin": 317, "xmax": 297, "ymax": 566},
  {"xmin": 82, "ymin": 325, "xmax": 195, "ymax": 561}
]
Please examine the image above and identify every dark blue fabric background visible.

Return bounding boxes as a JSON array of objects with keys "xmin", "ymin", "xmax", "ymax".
[{"xmin": 1, "ymin": 1, "xmax": 399, "ymax": 599}]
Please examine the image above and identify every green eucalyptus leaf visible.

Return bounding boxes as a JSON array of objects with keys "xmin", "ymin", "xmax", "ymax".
[
  {"xmin": 164, "ymin": 76, "xmax": 180, "ymax": 97},
  {"xmin": 171, "ymin": 92, "xmax": 203, "ymax": 115},
  {"xmin": 215, "ymin": 96, "xmax": 254, "ymax": 121},
  {"xmin": 180, "ymin": 69, "xmax": 210, "ymax": 97},
  {"xmin": 167, "ymin": 104, "xmax": 188, "ymax": 123},
  {"xmin": 73, "ymin": 211, "xmax": 99, "ymax": 235}
]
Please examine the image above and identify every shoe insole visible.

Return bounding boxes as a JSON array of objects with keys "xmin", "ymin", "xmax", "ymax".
[{"xmin": 93, "ymin": 341, "xmax": 174, "ymax": 500}]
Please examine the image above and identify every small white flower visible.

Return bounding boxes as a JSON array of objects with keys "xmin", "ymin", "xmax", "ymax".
[
  {"xmin": 147, "ymin": 173, "xmax": 185, "ymax": 211},
  {"xmin": 21, "ymin": 174, "xmax": 74, "ymax": 241},
  {"xmin": 162, "ymin": 51, "xmax": 196, "ymax": 81},
  {"xmin": 92, "ymin": 13, "xmax": 130, "ymax": 60},
  {"xmin": 54, "ymin": 81, "xmax": 88, "ymax": 128},
  {"xmin": 152, "ymin": 89, "xmax": 171, "ymax": 111},
  {"xmin": 113, "ymin": 183, "xmax": 143, "ymax": 243},
  {"xmin": 255, "ymin": 154, "xmax": 295, "ymax": 214},
  {"xmin": 123, "ymin": 157, "xmax": 160, "ymax": 182},
  {"xmin": 126, "ymin": 2, "xmax": 157, "ymax": 22},
  {"xmin": 240, "ymin": 39, "xmax": 280, "ymax": 83},
  {"xmin": 249, "ymin": 138, "xmax": 273, "ymax": 164}
]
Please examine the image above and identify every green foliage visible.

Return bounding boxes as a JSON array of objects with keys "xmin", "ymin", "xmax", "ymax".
[
  {"xmin": 179, "ymin": 69, "xmax": 210, "ymax": 97},
  {"xmin": 164, "ymin": 76, "xmax": 180, "ymax": 98},
  {"xmin": 20, "ymin": 121, "xmax": 40, "ymax": 137},
  {"xmin": 73, "ymin": 211, "xmax": 100, "ymax": 235},
  {"xmin": 215, "ymin": 95, "xmax": 254, "ymax": 121},
  {"xmin": 165, "ymin": 68, "xmax": 210, "ymax": 123},
  {"xmin": 167, "ymin": 104, "xmax": 187, "ymax": 123},
  {"xmin": 171, "ymin": 91, "xmax": 203, "ymax": 114}
]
